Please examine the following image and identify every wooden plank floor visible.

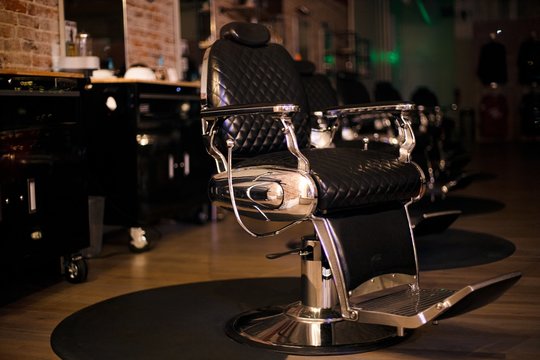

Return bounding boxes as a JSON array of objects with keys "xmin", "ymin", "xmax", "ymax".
[{"xmin": 0, "ymin": 142, "xmax": 539, "ymax": 359}]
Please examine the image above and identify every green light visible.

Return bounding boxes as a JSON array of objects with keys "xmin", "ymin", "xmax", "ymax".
[
  {"xmin": 416, "ymin": 0, "xmax": 432, "ymax": 25},
  {"xmin": 324, "ymin": 54, "xmax": 335, "ymax": 65},
  {"xmin": 387, "ymin": 51, "xmax": 399, "ymax": 65},
  {"xmin": 370, "ymin": 50, "xmax": 400, "ymax": 65}
]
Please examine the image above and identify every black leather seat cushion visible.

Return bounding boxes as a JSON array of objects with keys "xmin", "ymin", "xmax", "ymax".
[{"xmin": 236, "ymin": 147, "xmax": 423, "ymax": 214}]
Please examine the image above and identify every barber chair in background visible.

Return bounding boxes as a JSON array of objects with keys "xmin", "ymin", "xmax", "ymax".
[
  {"xmin": 296, "ymin": 61, "xmax": 461, "ymax": 236},
  {"xmin": 200, "ymin": 22, "xmax": 521, "ymax": 355},
  {"xmin": 410, "ymin": 87, "xmax": 474, "ymax": 198}
]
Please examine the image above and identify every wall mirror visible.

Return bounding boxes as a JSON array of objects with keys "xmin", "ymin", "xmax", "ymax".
[{"xmin": 60, "ymin": 0, "xmax": 126, "ymax": 73}]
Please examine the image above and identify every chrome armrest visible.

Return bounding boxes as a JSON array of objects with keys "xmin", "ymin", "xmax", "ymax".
[
  {"xmin": 324, "ymin": 101, "xmax": 416, "ymax": 162},
  {"xmin": 201, "ymin": 103, "xmax": 309, "ymax": 173}
]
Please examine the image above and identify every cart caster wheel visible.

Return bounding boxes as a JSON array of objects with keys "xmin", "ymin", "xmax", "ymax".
[
  {"xmin": 129, "ymin": 227, "xmax": 151, "ymax": 253},
  {"xmin": 64, "ymin": 257, "xmax": 88, "ymax": 284},
  {"xmin": 194, "ymin": 204, "xmax": 210, "ymax": 225}
]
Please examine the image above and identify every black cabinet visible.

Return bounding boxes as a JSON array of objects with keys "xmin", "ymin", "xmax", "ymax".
[
  {"xmin": 0, "ymin": 71, "xmax": 90, "ymax": 302},
  {"xmin": 83, "ymin": 80, "xmax": 212, "ymax": 245}
]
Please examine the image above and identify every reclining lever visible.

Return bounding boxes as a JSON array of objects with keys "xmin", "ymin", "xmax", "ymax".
[{"xmin": 266, "ymin": 247, "xmax": 311, "ymax": 259}]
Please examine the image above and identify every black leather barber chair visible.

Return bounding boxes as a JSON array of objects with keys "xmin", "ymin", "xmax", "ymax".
[{"xmin": 200, "ymin": 22, "xmax": 521, "ymax": 355}]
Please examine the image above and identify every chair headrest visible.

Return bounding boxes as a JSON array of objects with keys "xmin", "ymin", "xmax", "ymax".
[
  {"xmin": 294, "ymin": 60, "xmax": 316, "ymax": 75},
  {"xmin": 220, "ymin": 22, "xmax": 270, "ymax": 47}
]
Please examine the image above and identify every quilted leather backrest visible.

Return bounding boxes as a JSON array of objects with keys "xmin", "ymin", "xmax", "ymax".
[
  {"xmin": 204, "ymin": 24, "xmax": 310, "ymax": 157},
  {"xmin": 295, "ymin": 60, "xmax": 338, "ymax": 112},
  {"xmin": 336, "ymin": 71, "xmax": 371, "ymax": 105},
  {"xmin": 302, "ymin": 74, "xmax": 339, "ymax": 111}
]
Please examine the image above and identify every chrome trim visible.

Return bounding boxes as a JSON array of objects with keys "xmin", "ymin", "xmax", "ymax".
[
  {"xmin": 311, "ymin": 204, "xmax": 422, "ymax": 322},
  {"xmin": 350, "ymin": 286, "xmax": 456, "ymax": 328},
  {"xmin": 202, "ymin": 118, "xmax": 227, "ymax": 173},
  {"xmin": 348, "ymin": 272, "xmax": 521, "ymax": 329},
  {"xmin": 396, "ymin": 109, "xmax": 415, "ymax": 162},
  {"xmin": 200, "ymin": 103, "xmax": 304, "ymax": 173},
  {"xmin": 218, "ymin": 142, "xmax": 317, "ymax": 237},
  {"xmin": 226, "ymin": 301, "xmax": 401, "ymax": 351},
  {"xmin": 278, "ymin": 115, "xmax": 310, "ymax": 172},
  {"xmin": 300, "ymin": 237, "xmax": 337, "ymax": 309},
  {"xmin": 410, "ymin": 161, "xmax": 427, "ymax": 201},
  {"xmin": 325, "ymin": 102, "xmax": 415, "ymax": 117},
  {"xmin": 212, "ymin": 164, "xmax": 317, "ymax": 223},
  {"xmin": 349, "ymin": 273, "xmax": 417, "ymax": 298},
  {"xmin": 201, "ymin": 103, "xmax": 300, "ymax": 118},
  {"xmin": 311, "ymin": 216, "xmax": 358, "ymax": 321},
  {"xmin": 404, "ymin": 201, "xmax": 421, "ymax": 288},
  {"xmin": 310, "ymin": 112, "xmax": 340, "ymax": 149},
  {"xmin": 310, "ymin": 127, "xmax": 334, "ymax": 149},
  {"xmin": 324, "ymin": 102, "xmax": 416, "ymax": 162}
]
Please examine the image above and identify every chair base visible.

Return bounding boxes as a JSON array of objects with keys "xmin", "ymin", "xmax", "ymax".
[{"xmin": 225, "ymin": 301, "xmax": 409, "ymax": 355}]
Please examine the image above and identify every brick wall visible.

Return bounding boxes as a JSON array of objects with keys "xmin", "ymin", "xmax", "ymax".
[
  {"xmin": 0, "ymin": 0, "xmax": 60, "ymax": 70},
  {"xmin": 0, "ymin": 0, "xmax": 177, "ymax": 72},
  {"xmin": 124, "ymin": 0, "xmax": 176, "ymax": 69}
]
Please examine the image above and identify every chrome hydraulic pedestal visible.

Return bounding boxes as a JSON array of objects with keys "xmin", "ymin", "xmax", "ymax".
[{"xmin": 225, "ymin": 235, "xmax": 407, "ymax": 355}]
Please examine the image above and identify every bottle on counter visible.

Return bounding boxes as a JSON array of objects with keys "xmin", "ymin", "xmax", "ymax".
[
  {"xmin": 77, "ymin": 32, "xmax": 92, "ymax": 57},
  {"xmin": 155, "ymin": 55, "xmax": 167, "ymax": 81}
]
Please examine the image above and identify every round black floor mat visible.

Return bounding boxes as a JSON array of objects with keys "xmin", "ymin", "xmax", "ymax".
[
  {"xmin": 51, "ymin": 231, "xmax": 515, "ymax": 359},
  {"xmin": 413, "ymin": 195, "xmax": 505, "ymax": 216},
  {"xmin": 51, "ymin": 278, "xmax": 297, "ymax": 360},
  {"xmin": 416, "ymin": 228, "xmax": 515, "ymax": 271}
]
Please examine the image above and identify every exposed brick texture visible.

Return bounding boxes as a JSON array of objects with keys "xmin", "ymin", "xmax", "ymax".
[
  {"xmin": 124, "ymin": 0, "xmax": 177, "ymax": 69},
  {"xmin": 0, "ymin": 0, "xmax": 179, "ymax": 71},
  {"xmin": 0, "ymin": 0, "xmax": 60, "ymax": 70}
]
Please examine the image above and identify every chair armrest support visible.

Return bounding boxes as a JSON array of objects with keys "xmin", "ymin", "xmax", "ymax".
[{"xmin": 324, "ymin": 101, "xmax": 416, "ymax": 162}]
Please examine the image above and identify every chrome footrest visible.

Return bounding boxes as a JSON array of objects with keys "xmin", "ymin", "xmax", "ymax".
[
  {"xmin": 350, "ymin": 272, "xmax": 521, "ymax": 329},
  {"xmin": 353, "ymin": 287, "xmax": 456, "ymax": 317}
]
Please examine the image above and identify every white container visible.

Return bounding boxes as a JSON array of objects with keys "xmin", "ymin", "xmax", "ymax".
[{"xmin": 124, "ymin": 66, "xmax": 156, "ymax": 80}]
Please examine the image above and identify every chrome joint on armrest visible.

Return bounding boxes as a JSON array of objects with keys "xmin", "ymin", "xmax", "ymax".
[
  {"xmin": 396, "ymin": 109, "xmax": 416, "ymax": 162},
  {"xmin": 278, "ymin": 114, "xmax": 310, "ymax": 172},
  {"xmin": 202, "ymin": 116, "xmax": 228, "ymax": 173}
]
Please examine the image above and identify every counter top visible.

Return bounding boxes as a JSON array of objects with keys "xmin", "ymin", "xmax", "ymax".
[
  {"xmin": 0, "ymin": 69, "xmax": 84, "ymax": 78},
  {"xmin": 90, "ymin": 78, "xmax": 200, "ymax": 88},
  {"xmin": 0, "ymin": 69, "xmax": 200, "ymax": 88}
]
